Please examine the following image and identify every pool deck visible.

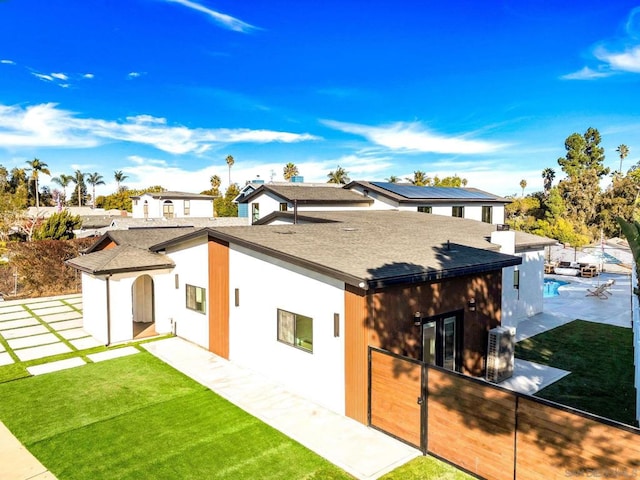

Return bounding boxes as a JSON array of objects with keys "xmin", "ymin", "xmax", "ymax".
[{"xmin": 500, "ymin": 272, "xmax": 631, "ymax": 395}]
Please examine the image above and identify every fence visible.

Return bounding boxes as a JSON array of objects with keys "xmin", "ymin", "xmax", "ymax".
[{"xmin": 633, "ymin": 265, "xmax": 639, "ymax": 425}]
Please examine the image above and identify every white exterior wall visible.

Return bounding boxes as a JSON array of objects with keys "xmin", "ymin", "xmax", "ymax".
[
  {"xmin": 228, "ymin": 244, "xmax": 346, "ymax": 414},
  {"xmin": 132, "ymin": 194, "xmax": 213, "ymax": 219},
  {"xmin": 163, "ymin": 237, "xmax": 210, "ymax": 349},
  {"xmin": 397, "ymin": 203, "xmax": 505, "ymax": 224},
  {"xmin": 500, "ymin": 251, "xmax": 545, "ymax": 328},
  {"xmin": 81, "ymin": 273, "xmax": 109, "ymax": 343}
]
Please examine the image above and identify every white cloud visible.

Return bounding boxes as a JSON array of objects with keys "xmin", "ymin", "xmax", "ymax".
[
  {"xmin": 51, "ymin": 72, "xmax": 69, "ymax": 80},
  {"xmin": 0, "ymin": 103, "xmax": 320, "ymax": 153},
  {"xmin": 128, "ymin": 72, "xmax": 142, "ymax": 79},
  {"xmin": 163, "ymin": 0, "xmax": 257, "ymax": 33},
  {"xmin": 322, "ymin": 120, "xmax": 504, "ymax": 155},
  {"xmin": 561, "ymin": 66, "xmax": 613, "ymax": 80},
  {"xmin": 0, "ymin": 59, "xmax": 15, "ymax": 65},
  {"xmin": 33, "ymin": 72, "xmax": 54, "ymax": 82},
  {"xmin": 595, "ymin": 45, "xmax": 640, "ymax": 73},
  {"xmin": 83, "ymin": 73, "xmax": 95, "ymax": 79}
]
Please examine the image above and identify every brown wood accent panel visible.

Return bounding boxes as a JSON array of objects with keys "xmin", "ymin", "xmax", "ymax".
[
  {"xmin": 370, "ymin": 349, "xmax": 422, "ymax": 447},
  {"xmin": 516, "ymin": 398, "xmax": 640, "ymax": 480},
  {"xmin": 208, "ymin": 238, "xmax": 229, "ymax": 358},
  {"xmin": 344, "ymin": 285, "xmax": 369, "ymax": 424},
  {"xmin": 369, "ymin": 272, "xmax": 502, "ymax": 376},
  {"xmin": 427, "ymin": 368, "xmax": 516, "ymax": 480}
]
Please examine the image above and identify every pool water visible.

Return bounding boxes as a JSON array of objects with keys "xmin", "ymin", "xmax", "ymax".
[{"xmin": 543, "ymin": 278, "xmax": 569, "ymax": 298}]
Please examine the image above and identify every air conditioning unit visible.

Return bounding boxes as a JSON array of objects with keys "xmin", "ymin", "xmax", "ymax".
[{"xmin": 486, "ymin": 326, "xmax": 515, "ymax": 383}]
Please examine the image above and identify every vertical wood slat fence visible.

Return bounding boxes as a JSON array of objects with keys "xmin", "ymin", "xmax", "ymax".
[{"xmin": 369, "ymin": 346, "xmax": 640, "ymax": 480}]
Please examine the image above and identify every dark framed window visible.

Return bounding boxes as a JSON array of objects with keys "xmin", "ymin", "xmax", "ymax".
[
  {"xmin": 251, "ymin": 203, "xmax": 260, "ymax": 223},
  {"xmin": 452, "ymin": 206, "xmax": 464, "ymax": 218},
  {"xmin": 417, "ymin": 206, "xmax": 432, "ymax": 213},
  {"xmin": 279, "ymin": 202, "xmax": 288, "ymax": 212},
  {"xmin": 482, "ymin": 206, "xmax": 492, "ymax": 223},
  {"xmin": 277, "ymin": 309, "xmax": 313, "ymax": 352},
  {"xmin": 186, "ymin": 284, "xmax": 206, "ymax": 313}
]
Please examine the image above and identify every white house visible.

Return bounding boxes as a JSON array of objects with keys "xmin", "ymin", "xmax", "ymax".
[{"xmin": 130, "ymin": 191, "xmax": 214, "ymax": 219}]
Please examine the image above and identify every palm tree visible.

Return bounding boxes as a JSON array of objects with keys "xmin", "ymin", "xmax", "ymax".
[
  {"xmin": 114, "ymin": 170, "xmax": 128, "ymax": 192},
  {"xmin": 86, "ymin": 172, "xmax": 105, "ymax": 208},
  {"xmin": 26, "ymin": 158, "xmax": 51, "ymax": 209},
  {"xmin": 51, "ymin": 174, "xmax": 73, "ymax": 206},
  {"xmin": 210, "ymin": 174, "xmax": 222, "ymax": 196},
  {"xmin": 406, "ymin": 170, "xmax": 430, "ymax": 186},
  {"xmin": 71, "ymin": 170, "xmax": 86, "ymax": 207},
  {"xmin": 283, "ymin": 162, "xmax": 299, "ymax": 181},
  {"xmin": 226, "ymin": 155, "xmax": 235, "ymax": 185},
  {"xmin": 541, "ymin": 168, "xmax": 555, "ymax": 194},
  {"xmin": 327, "ymin": 165, "xmax": 350, "ymax": 184},
  {"xmin": 385, "ymin": 175, "xmax": 399, "ymax": 183},
  {"xmin": 616, "ymin": 144, "xmax": 629, "ymax": 174},
  {"xmin": 519, "ymin": 179, "xmax": 527, "ymax": 197}
]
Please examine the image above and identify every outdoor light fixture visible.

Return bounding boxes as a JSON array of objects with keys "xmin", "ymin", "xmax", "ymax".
[
  {"xmin": 413, "ymin": 312, "xmax": 422, "ymax": 327},
  {"xmin": 468, "ymin": 298, "xmax": 476, "ymax": 311}
]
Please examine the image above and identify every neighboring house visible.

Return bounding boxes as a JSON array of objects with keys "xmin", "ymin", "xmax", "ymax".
[
  {"xmin": 130, "ymin": 191, "xmax": 214, "ymax": 219},
  {"xmin": 345, "ymin": 181, "xmax": 510, "ymax": 224},
  {"xmin": 68, "ymin": 210, "xmax": 553, "ymax": 424},
  {"xmin": 236, "ymin": 183, "xmax": 374, "ymax": 223},
  {"xmin": 233, "ymin": 179, "xmax": 265, "ymax": 220}
]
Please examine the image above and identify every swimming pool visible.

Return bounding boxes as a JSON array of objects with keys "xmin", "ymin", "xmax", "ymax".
[{"xmin": 543, "ymin": 278, "xmax": 569, "ymax": 298}]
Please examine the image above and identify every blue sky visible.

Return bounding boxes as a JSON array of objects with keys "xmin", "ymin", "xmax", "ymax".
[{"xmin": 1, "ymin": 0, "xmax": 639, "ymax": 198}]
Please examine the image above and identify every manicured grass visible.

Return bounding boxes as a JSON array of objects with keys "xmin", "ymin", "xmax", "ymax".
[
  {"xmin": 0, "ymin": 353, "xmax": 351, "ymax": 480},
  {"xmin": 380, "ymin": 456, "xmax": 474, "ymax": 480},
  {"xmin": 515, "ymin": 320, "xmax": 636, "ymax": 425}
]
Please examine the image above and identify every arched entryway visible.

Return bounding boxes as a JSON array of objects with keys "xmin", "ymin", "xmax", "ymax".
[{"xmin": 132, "ymin": 274, "xmax": 156, "ymax": 339}]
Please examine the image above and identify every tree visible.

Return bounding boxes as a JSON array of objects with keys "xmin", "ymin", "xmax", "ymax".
[
  {"xmin": 283, "ymin": 163, "xmax": 299, "ymax": 181},
  {"xmin": 616, "ymin": 144, "xmax": 629, "ymax": 174},
  {"xmin": 114, "ymin": 170, "xmax": 128, "ymax": 192},
  {"xmin": 406, "ymin": 170, "xmax": 430, "ymax": 186},
  {"xmin": 51, "ymin": 174, "xmax": 73, "ymax": 206},
  {"xmin": 385, "ymin": 175, "xmax": 399, "ymax": 183},
  {"xmin": 33, "ymin": 210, "xmax": 81, "ymax": 240},
  {"xmin": 433, "ymin": 175, "xmax": 468, "ymax": 187},
  {"xmin": 86, "ymin": 172, "xmax": 105, "ymax": 208},
  {"xmin": 26, "ymin": 158, "xmax": 51, "ymax": 209},
  {"xmin": 596, "ymin": 175, "xmax": 640, "ymax": 237},
  {"xmin": 327, "ymin": 165, "xmax": 350, "ymax": 184},
  {"xmin": 226, "ymin": 155, "xmax": 235, "ymax": 185},
  {"xmin": 557, "ymin": 127, "xmax": 608, "ymax": 179},
  {"xmin": 541, "ymin": 168, "xmax": 555, "ymax": 195},
  {"xmin": 519, "ymin": 179, "xmax": 527, "ymax": 197},
  {"xmin": 70, "ymin": 170, "xmax": 87, "ymax": 207},
  {"xmin": 214, "ymin": 183, "xmax": 240, "ymax": 217}
]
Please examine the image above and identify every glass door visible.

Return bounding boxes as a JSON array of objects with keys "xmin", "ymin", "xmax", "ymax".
[{"xmin": 421, "ymin": 313, "xmax": 462, "ymax": 372}]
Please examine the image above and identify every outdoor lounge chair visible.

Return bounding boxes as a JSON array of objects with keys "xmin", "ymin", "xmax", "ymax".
[{"xmin": 585, "ymin": 279, "xmax": 615, "ymax": 299}]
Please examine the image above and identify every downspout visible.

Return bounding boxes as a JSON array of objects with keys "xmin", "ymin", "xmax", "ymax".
[{"xmin": 106, "ymin": 274, "xmax": 112, "ymax": 346}]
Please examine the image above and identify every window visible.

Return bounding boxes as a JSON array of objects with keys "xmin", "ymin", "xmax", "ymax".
[
  {"xmin": 143, "ymin": 201, "xmax": 148, "ymax": 219},
  {"xmin": 251, "ymin": 203, "xmax": 260, "ymax": 223},
  {"xmin": 279, "ymin": 202, "xmax": 288, "ymax": 212},
  {"xmin": 452, "ymin": 206, "xmax": 464, "ymax": 218},
  {"xmin": 482, "ymin": 206, "xmax": 492, "ymax": 223},
  {"xmin": 186, "ymin": 285, "xmax": 206, "ymax": 313},
  {"xmin": 163, "ymin": 201, "xmax": 174, "ymax": 219},
  {"xmin": 417, "ymin": 206, "xmax": 432, "ymax": 213},
  {"xmin": 133, "ymin": 199, "xmax": 138, "ymax": 206},
  {"xmin": 277, "ymin": 309, "xmax": 313, "ymax": 352},
  {"xmin": 184, "ymin": 199, "xmax": 190, "ymax": 216}
]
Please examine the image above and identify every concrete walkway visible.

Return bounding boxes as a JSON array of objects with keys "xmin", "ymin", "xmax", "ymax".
[
  {"xmin": 0, "ymin": 422, "xmax": 55, "ymax": 480},
  {"xmin": 143, "ymin": 337, "xmax": 421, "ymax": 480}
]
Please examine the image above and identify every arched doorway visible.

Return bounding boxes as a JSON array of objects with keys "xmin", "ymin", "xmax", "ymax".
[{"xmin": 132, "ymin": 275, "xmax": 156, "ymax": 339}]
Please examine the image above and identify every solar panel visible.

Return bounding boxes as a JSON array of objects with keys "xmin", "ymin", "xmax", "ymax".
[{"xmin": 371, "ymin": 182, "xmax": 497, "ymax": 200}]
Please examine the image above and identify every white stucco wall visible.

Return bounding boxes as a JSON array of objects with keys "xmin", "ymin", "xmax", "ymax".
[
  {"xmin": 81, "ymin": 273, "xmax": 109, "ymax": 343},
  {"xmin": 500, "ymin": 251, "xmax": 545, "ymax": 328},
  {"xmin": 228, "ymin": 244, "xmax": 346, "ymax": 415},
  {"xmin": 163, "ymin": 237, "xmax": 210, "ymax": 349},
  {"xmin": 132, "ymin": 194, "xmax": 213, "ymax": 219}
]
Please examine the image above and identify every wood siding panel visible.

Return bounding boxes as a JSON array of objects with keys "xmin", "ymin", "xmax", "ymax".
[
  {"xmin": 369, "ymin": 349, "xmax": 422, "ymax": 447},
  {"xmin": 208, "ymin": 238, "xmax": 229, "ymax": 358},
  {"xmin": 344, "ymin": 285, "xmax": 369, "ymax": 424},
  {"xmin": 427, "ymin": 368, "xmax": 516, "ymax": 480},
  {"xmin": 516, "ymin": 398, "xmax": 640, "ymax": 480}
]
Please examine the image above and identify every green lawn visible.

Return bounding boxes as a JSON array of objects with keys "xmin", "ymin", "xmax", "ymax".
[
  {"xmin": 0, "ymin": 353, "xmax": 351, "ymax": 480},
  {"xmin": 515, "ymin": 320, "xmax": 636, "ymax": 425}
]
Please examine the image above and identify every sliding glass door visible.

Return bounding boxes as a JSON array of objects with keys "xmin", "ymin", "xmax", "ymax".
[{"xmin": 421, "ymin": 313, "xmax": 462, "ymax": 372}]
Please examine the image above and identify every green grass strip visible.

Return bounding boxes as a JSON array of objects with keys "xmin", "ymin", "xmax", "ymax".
[{"xmin": 516, "ymin": 319, "xmax": 635, "ymax": 425}]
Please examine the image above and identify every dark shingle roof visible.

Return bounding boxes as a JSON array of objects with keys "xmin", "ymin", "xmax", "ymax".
[
  {"xmin": 86, "ymin": 227, "xmax": 199, "ymax": 252},
  {"xmin": 155, "ymin": 211, "xmax": 531, "ymax": 289},
  {"xmin": 67, "ymin": 245, "xmax": 175, "ymax": 275},
  {"xmin": 239, "ymin": 184, "xmax": 373, "ymax": 204}
]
